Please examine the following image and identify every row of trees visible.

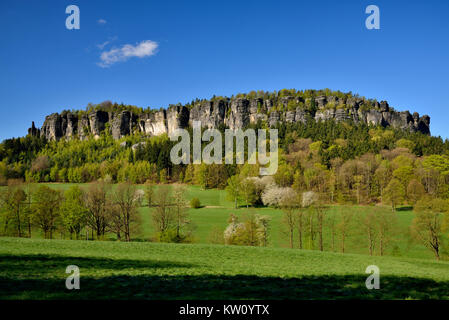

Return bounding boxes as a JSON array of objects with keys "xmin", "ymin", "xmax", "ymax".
[
  {"xmin": 2, "ymin": 178, "xmax": 448, "ymax": 259},
  {"xmin": 0, "ymin": 181, "xmax": 144, "ymax": 241},
  {"xmin": 277, "ymin": 191, "xmax": 449, "ymax": 260},
  {"xmin": 0, "ymin": 181, "xmax": 195, "ymax": 243},
  {"xmin": 279, "ymin": 191, "xmax": 399, "ymax": 256}
]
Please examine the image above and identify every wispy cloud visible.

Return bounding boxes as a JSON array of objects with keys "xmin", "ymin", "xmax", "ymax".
[
  {"xmin": 97, "ymin": 40, "xmax": 110, "ymax": 50},
  {"xmin": 98, "ymin": 40, "xmax": 158, "ymax": 68},
  {"xmin": 98, "ymin": 19, "xmax": 107, "ymax": 25},
  {"xmin": 96, "ymin": 36, "xmax": 117, "ymax": 50}
]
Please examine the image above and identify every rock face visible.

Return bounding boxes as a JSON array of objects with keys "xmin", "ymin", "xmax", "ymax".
[
  {"xmin": 88, "ymin": 111, "xmax": 109, "ymax": 138},
  {"xmin": 29, "ymin": 94, "xmax": 431, "ymax": 141},
  {"xmin": 27, "ymin": 121, "xmax": 40, "ymax": 137},
  {"xmin": 111, "ymin": 111, "xmax": 132, "ymax": 140}
]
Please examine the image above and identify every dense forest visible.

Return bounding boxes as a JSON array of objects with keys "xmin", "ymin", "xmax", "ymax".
[
  {"xmin": 1, "ymin": 89, "xmax": 449, "ymax": 205},
  {"xmin": 0, "ymin": 118, "xmax": 448, "ymax": 188}
]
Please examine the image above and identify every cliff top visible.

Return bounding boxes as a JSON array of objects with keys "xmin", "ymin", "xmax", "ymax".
[{"xmin": 28, "ymin": 88, "xmax": 431, "ymax": 141}]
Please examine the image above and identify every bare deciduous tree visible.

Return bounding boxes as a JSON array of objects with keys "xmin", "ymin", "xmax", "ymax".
[
  {"xmin": 359, "ymin": 210, "xmax": 377, "ymax": 256},
  {"xmin": 152, "ymin": 185, "xmax": 175, "ymax": 238},
  {"xmin": 280, "ymin": 192, "xmax": 299, "ymax": 249},
  {"xmin": 84, "ymin": 181, "xmax": 110, "ymax": 239},
  {"xmin": 337, "ymin": 208, "xmax": 353, "ymax": 253},
  {"xmin": 113, "ymin": 182, "xmax": 142, "ymax": 241},
  {"xmin": 376, "ymin": 208, "xmax": 398, "ymax": 256},
  {"xmin": 172, "ymin": 185, "xmax": 192, "ymax": 242}
]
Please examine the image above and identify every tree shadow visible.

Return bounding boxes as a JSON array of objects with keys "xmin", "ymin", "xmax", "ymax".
[
  {"xmin": 396, "ymin": 206, "xmax": 413, "ymax": 212},
  {"xmin": 0, "ymin": 253, "xmax": 196, "ymax": 275},
  {"xmin": 1, "ymin": 268, "xmax": 449, "ymax": 299}
]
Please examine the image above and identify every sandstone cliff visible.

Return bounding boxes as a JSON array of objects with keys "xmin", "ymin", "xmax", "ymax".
[{"xmin": 29, "ymin": 94, "xmax": 431, "ymax": 141}]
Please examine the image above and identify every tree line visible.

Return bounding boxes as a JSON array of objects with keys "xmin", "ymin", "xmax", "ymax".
[{"xmin": 0, "ymin": 181, "xmax": 194, "ymax": 243}]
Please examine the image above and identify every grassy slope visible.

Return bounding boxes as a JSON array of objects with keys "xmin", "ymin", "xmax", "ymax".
[{"xmin": 0, "ymin": 237, "xmax": 448, "ymax": 299}]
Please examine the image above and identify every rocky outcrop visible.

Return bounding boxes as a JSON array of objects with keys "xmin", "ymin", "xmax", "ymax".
[
  {"xmin": 65, "ymin": 112, "xmax": 78, "ymax": 138},
  {"xmin": 27, "ymin": 121, "xmax": 40, "ymax": 137},
  {"xmin": 111, "ymin": 111, "xmax": 132, "ymax": 139},
  {"xmin": 40, "ymin": 113, "xmax": 63, "ymax": 141},
  {"xmin": 190, "ymin": 100, "xmax": 227, "ymax": 129},
  {"xmin": 88, "ymin": 111, "xmax": 109, "ymax": 138},
  {"xmin": 167, "ymin": 105, "xmax": 190, "ymax": 134},
  {"xmin": 29, "ymin": 93, "xmax": 431, "ymax": 141},
  {"xmin": 140, "ymin": 110, "xmax": 167, "ymax": 136}
]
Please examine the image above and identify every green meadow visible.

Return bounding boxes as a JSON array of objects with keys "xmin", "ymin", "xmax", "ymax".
[
  {"xmin": 1, "ymin": 183, "xmax": 445, "ymax": 300},
  {"xmin": 28, "ymin": 183, "xmax": 433, "ymax": 260},
  {"xmin": 1, "ymin": 237, "xmax": 448, "ymax": 299}
]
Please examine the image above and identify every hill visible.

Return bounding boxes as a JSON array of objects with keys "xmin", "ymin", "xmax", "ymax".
[{"xmin": 1, "ymin": 237, "xmax": 448, "ymax": 299}]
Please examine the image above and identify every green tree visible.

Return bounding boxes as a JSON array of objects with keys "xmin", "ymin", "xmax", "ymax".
[
  {"xmin": 31, "ymin": 185, "xmax": 62, "ymax": 239},
  {"xmin": 0, "ymin": 185, "xmax": 27, "ymax": 237},
  {"xmin": 407, "ymin": 179, "xmax": 425, "ymax": 205},
  {"xmin": 274, "ymin": 164, "xmax": 294, "ymax": 187},
  {"xmin": 239, "ymin": 178, "xmax": 257, "ymax": 208},
  {"xmin": 393, "ymin": 166, "xmax": 414, "ymax": 192},
  {"xmin": 411, "ymin": 197, "xmax": 448, "ymax": 260},
  {"xmin": 226, "ymin": 175, "xmax": 241, "ymax": 209},
  {"xmin": 60, "ymin": 186, "xmax": 88, "ymax": 239},
  {"xmin": 144, "ymin": 182, "xmax": 154, "ymax": 208},
  {"xmin": 172, "ymin": 185, "xmax": 192, "ymax": 242},
  {"xmin": 383, "ymin": 178, "xmax": 405, "ymax": 211}
]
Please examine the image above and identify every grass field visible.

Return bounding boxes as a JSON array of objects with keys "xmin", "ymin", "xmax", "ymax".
[
  {"xmin": 9, "ymin": 183, "xmax": 434, "ymax": 260},
  {"xmin": 1, "ymin": 237, "xmax": 448, "ymax": 299}
]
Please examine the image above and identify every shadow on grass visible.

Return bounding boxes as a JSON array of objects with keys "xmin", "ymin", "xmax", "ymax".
[
  {"xmin": 396, "ymin": 206, "xmax": 413, "ymax": 212},
  {"xmin": 1, "ymin": 274, "xmax": 449, "ymax": 300},
  {"xmin": 0, "ymin": 254, "xmax": 196, "ymax": 274},
  {"xmin": 0, "ymin": 254, "xmax": 448, "ymax": 299}
]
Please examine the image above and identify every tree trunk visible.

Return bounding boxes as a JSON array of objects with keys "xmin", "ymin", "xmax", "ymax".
[
  {"xmin": 297, "ymin": 215, "xmax": 303, "ymax": 250},
  {"xmin": 290, "ymin": 228, "xmax": 293, "ymax": 249},
  {"xmin": 28, "ymin": 219, "xmax": 31, "ymax": 238},
  {"xmin": 16, "ymin": 206, "xmax": 21, "ymax": 237}
]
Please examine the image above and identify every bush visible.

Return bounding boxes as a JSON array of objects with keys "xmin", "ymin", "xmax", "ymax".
[
  {"xmin": 156, "ymin": 229, "xmax": 178, "ymax": 243},
  {"xmin": 190, "ymin": 197, "xmax": 201, "ymax": 208},
  {"xmin": 261, "ymin": 186, "xmax": 296, "ymax": 207},
  {"xmin": 156, "ymin": 229, "xmax": 193, "ymax": 243}
]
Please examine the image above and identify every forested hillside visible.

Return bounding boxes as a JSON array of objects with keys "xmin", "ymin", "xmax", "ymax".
[{"xmin": 0, "ymin": 89, "xmax": 448, "ymax": 203}]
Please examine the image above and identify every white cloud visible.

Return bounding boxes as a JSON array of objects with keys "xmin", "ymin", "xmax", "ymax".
[
  {"xmin": 98, "ymin": 40, "xmax": 158, "ymax": 67},
  {"xmin": 98, "ymin": 19, "xmax": 107, "ymax": 25}
]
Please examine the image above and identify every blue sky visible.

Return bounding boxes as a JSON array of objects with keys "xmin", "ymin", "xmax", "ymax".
[{"xmin": 0, "ymin": 0, "xmax": 448, "ymax": 141}]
